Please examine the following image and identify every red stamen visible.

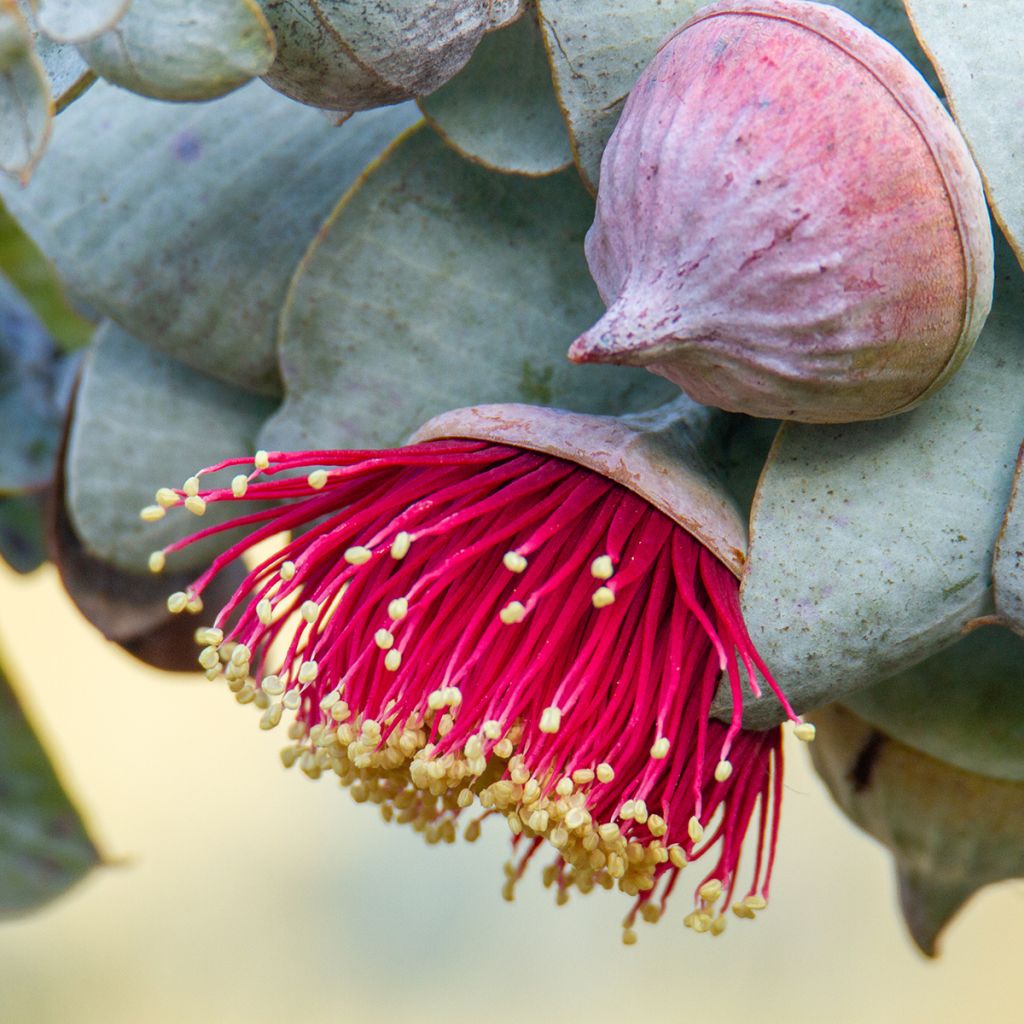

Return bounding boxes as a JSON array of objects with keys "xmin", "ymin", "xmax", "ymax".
[{"xmin": 162, "ymin": 439, "xmax": 799, "ymax": 938}]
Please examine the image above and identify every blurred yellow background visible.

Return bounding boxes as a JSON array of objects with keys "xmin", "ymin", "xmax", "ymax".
[{"xmin": 1, "ymin": 564, "xmax": 1021, "ymax": 1024}]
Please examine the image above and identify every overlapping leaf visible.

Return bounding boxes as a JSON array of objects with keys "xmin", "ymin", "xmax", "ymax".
[
  {"xmin": 32, "ymin": 0, "xmax": 129, "ymax": 44},
  {"xmin": 260, "ymin": 124, "xmax": 673, "ymax": 453},
  {"xmin": 994, "ymin": 444, "xmax": 1024, "ymax": 633},
  {"xmin": 0, "ymin": 81, "xmax": 418, "ymax": 393},
  {"xmin": 0, "ymin": 273, "xmax": 63, "ymax": 495},
  {"xmin": 0, "ymin": 1, "xmax": 51, "ymax": 182},
  {"xmin": 77, "ymin": 0, "xmax": 275, "ymax": 102},
  {"xmin": 420, "ymin": 8, "xmax": 572, "ymax": 177},
  {"xmin": 739, "ymin": 234, "xmax": 1024, "ymax": 725},
  {"xmin": 845, "ymin": 625, "xmax": 1024, "ymax": 782},
  {"xmin": 66, "ymin": 323, "xmax": 275, "ymax": 574},
  {"xmin": 905, "ymin": 0, "xmax": 1024, "ymax": 264},
  {"xmin": 0, "ymin": 655, "xmax": 100, "ymax": 917}
]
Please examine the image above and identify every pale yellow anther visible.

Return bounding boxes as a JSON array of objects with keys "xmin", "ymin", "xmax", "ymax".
[
  {"xmin": 427, "ymin": 689, "xmax": 445, "ymax": 711},
  {"xmin": 711, "ymin": 915, "xmax": 727, "ymax": 936},
  {"xmin": 390, "ymin": 532, "xmax": 411, "ymax": 559},
  {"xmin": 387, "ymin": 597, "xmax": 409, "ymax": 621},
  {"xmin": 230, "ymin": 644, "xmax": 250, "ymax": 667},
  {"xmin": 648, "ymin": 814, "xmax": 667, "ymax": 837},
  {"xmin": 297, "ymin": 661, "xmax": 318, "ymax": 684},
  {"xmin": 331, "ymin": 700, "xmax": 351, "ymax": 722},
  {"xmin": 319, "ymin": 690, "xmax": 341, "ymax": 711},
  {"xmin": 384, "ymin": 649, "xmax": 402, "ymax": 672},
  {"xmin": 668, "ymin": 845, "xmax": 687, "ymax": 869},
  {"xmin": 596, "ymin": 762, "xmax": 615, "ymax": 784},
  {"xmin": 650, "ymin": 737, "xmax": 670, "ymax": 759},
  {"xmin": 182, "ymin": 476, "xmax": 200, "ymax": 497},
  {"xmin": 140, "ymin": 504, "xmax": 166, "ymax": 522},
  {"xmin": 732, "ymin": 903, "xmax": 756, "ymax": 919},
  {"xmin": 571, "ymin": 769, "xmax": 595, "ymax": 785},
  {"xmin": 300, "ymin": 600, "xmax": 319, "ymax": 623},
  {"xmin": 185, "ymin": 593, "xmax": 203, "ymax": 614},
  {"xmin": 622, "ymin": 928, "xmax": 638, "ymax": 946},
  {"xmin": 231, "ymin": 474, "xmax": 249, "ymax": 498},
  {"xmin": 256, "ymin": 599, "xmax": 273, "ymax": 626},
  {"xmin": 592, "ymin": 586, "xmax": 616, "ymax": 609},
  {"xmin": 260, "ymin": 704, "xmax": 283, "ymax": 730},
  {"xmin": 261, "ymin": 674, "xmax": 284, "ymax": 696},
  {"xmin": 443, "ymin": 687, "xmax": 461, "ymax": 707},
  {"xmin": 499, "ymin": 601, "xmax": 526, "ymax": 625},
  {"xmin": 198, "ymin": 646, "xmax": 220, "ymax": 670},
  {"xmin": 196, "ymin": 627, "xmax": 223, "ymax": 646},
  {"xmin": 715, "ymin": 760, "xmax": 734, "ymax": 783},
  {"xmin": 167, "ymin": 591, "xmax": 188, "ymax": 614},
  {"xmin": 344, "ymin": 546, "xmax": 372, "ymax": 566},
  {"xmin": 555, "ymin": 777, "xmax": 574, "ymax": 797},
  {"xmin": 620, "ymin": 800, "xmax": 636, "ymax": 820},
  {"xmin": 482, "ymin": 720, "xmax": 502, "ymax": 740},
  {"xmin": 503, "ymin": 551, "xmax": 528, "ymax": 574},
  {"xmin": 254, "ymin": 450, "xmax": 270, "ymax": 470},
  {"xmin": 494, "ymin": 737, "xmax": 513, "ymax": 758},
  {"xmin": 304, "ymin": 469, "xmax": 327, "ymax": 491},
  {"xmin": 375, "ymin": 629, "xmax": 394, "ymax": 650},
  {"xmin": 279, "ymin": 561, "xmax": 296, "ymax": 581},
  {"xmin": 564, "ymin": 807, "xmax": 588, "ymax": 830},
  {"xmin": 184, "ymin": 495, "xmax": 206, "ymax": 516},
  {"xmin": 591, "ymin": 555, "xmax": 614, "ymax": 580},
  {"xmin": 282, "ymin": 689, "xmax": 301, "ymax": 711},
  {"xmin": 699, "ymin": 879, "xmax": 724, "ymax": 904},
  {"xmin": 539, "ymin": 706, "xmax": 562, "ymax": 734},
  {"xmin": 794, "ymin": 721, "xmax": 816, "ymax": 742},
  {"xmin": 598, "ymin": 822, "xmax": 621, "ymax": 843},
  {"xmin": 155, "ymin": 487, "xmax": 180, "ymax": 508},
  {"xmin": 743, "ymin": 894, "xmax": 768, "ymax": 911},
  {"xmin": 148, "ymin": 551, "xmax": 166, "ymax": 574},
  {"xmin": 688, "ymin": 816, "xmax": 704, "ymax": 843}
]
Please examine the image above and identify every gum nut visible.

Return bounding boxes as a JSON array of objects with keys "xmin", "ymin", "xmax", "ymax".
[
  {"xmin": 569, "ymin": 0, "xmax": 994, "ymax": 423},
  {"xmin": 808, "ymin": 703, "xmax": 1024, "ymax": 957}
]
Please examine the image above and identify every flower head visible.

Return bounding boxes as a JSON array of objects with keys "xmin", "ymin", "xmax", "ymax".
[{"xmin": 150, "ymin": 405, "xmax": 807, "ymax": 941}]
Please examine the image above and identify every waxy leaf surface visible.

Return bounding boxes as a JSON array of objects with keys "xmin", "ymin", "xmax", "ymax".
[
  {"xmin": 0, "ymin": 2, "xmax": 51, "ymax": 182},
  {"xmin": 260, "ymin": 125, "xmax": 673, "ymax": 453},
  {"xmin": 0, "ymin": 492, "xmax": 46, "ymax": 573},
  {"xmin": 905, "ymin": 0, "xmax": 1024, "ymax": 264},
  {"xmin": 0, "ymin": 82, "xmax": 418, "ymax": 394},
  {"xmin": 78, "ymin": 0, "xmax": 275, "ymax": 102},
  {"xmin": 994, "ymin": 443, "xmax": 1024, "ymax": 633},
  {"xmin": 420, "ymin": 9, "xmax": 572, "ymax": 177},
  {"xmin": 66, "ymin": 324, "xmax": 275, "ymax": 574},
  {"xmin": 845, "ymin": 625, "xmax": 1024, "ymax": 782},
  {"xmin": 0, "ymin": 273, "xmax": 63, "ymax": 495},
  {"xmin": 0, "ymin": 657, "xmax": 99, "ymax": 917},
  {"xmin": 32, "ymin": 0, "xmax": 129, "ymax": 43},
  {"xmin": 739, "ymin": 235, "xmax": 1024, "ymax": 726}
]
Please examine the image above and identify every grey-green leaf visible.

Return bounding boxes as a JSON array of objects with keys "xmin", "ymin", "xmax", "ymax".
[
  {"xmin": 66, "ymin": 323, "xmax": 276, "ymax": 574},
  {"xmin": 420, "ymin": 8, "xmax": 572, "ymax": 177},
  {"xmin": 260, "ymin": 125, "xmax": 674, "ymax": 453},
  {"xmin": 0, "ymin": 3, "xmax": 51, "ymax": 182},
  {"xmin": 905, "ymin": 0, "xmax": 1024, "ymax": 265},
  {"xmin": 993, "ymin": 443, "xmax": 1024, "ymax": 633},
  {"xmin": 845, "ymin": 625, "xmax": 1024, "ymax": 782},
  {"xmin": 536, "ymin": 0, "xmax": 700, "ymax": 192},
  {"xmin": 22, "ymin": 12, "xmax": 94, "ymax": 111},
  {"xmin": 0, "ymin": 81, "xmax": 418, "ymax": 394},
  {"xmin": 0, "ymin": 655, "xmax": 100, "ymax": 917},
  {"xmin": 257, "ymin": 0, "xmax": 490, "ymax": 111},
  {"xmin": 32, "ymin": 0, "xmax": 129, "ymax": 44},
  {"xmin": 738, "ymin": 233, "xmax": 1024, "ymax": 726},
  {"xmin": 0, "ymin": 492, "xmax": 47, "ymax": 573},
  {"xmin": 77, "ymin": 0, "xmax": 276, "ymax": 102},
  {"xmin": 0, "ymin": 273, "xmax": 63, "ymax": 495}
]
